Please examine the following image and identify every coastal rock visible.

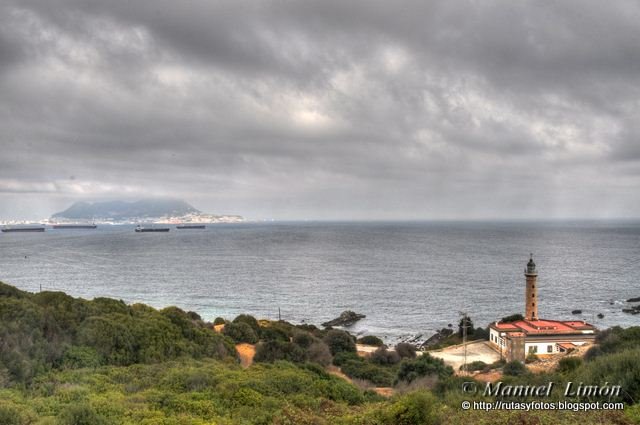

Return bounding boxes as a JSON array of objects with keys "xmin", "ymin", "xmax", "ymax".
[
  {"xmin": 321, "ymin": 311, "xmax": 366, "ymax": 327},
  {"xmin": 420, "ymin": 328, "xmax": 454, "ymax": 349},
  {"xmin": 623, "ymin": 305, "xmax": 640, "ymax": 315},
  {"xmin": 571, "ymin": 309, "xmax": 582, "ymax": 315},
  {"xmin": 597, "ymin": 313, "xmax": 604, "ymax": 319},
  {"xmin": 627, "ymin": 297, "xmax": 640, "ymax": 303}
]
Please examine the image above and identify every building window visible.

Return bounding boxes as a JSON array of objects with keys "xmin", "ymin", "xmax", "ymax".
[
  {"xmin": 532, "ymin": 302, "xmax": 535, "ymax": 307},
  {"xmin": 528, "ymin": 346, "xmax": 537, "ymax": 353},
  {"xmin": 547, "ymin": 345, "xmax": 553, "ymax": 353}
]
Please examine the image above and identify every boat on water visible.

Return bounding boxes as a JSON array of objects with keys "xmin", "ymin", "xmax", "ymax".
[
  {"xmin": 2, "ymin": 226, "xmax": 45, "ymax": 233},
  {"xmin": 135, "ymin": 225, "xmax": 170, "ymax": 233},
  {"xmin": 176, "ymin": 224, "xmax": 206, "ymax": 229},
  {"xmin": 52, "ymin": 224, "xmax": 98, "ymax": 229}
]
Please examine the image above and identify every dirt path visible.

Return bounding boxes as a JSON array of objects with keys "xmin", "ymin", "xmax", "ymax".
[{"xmin": 236, "ymin": 343, "xmax": 256, "ymax": 368}]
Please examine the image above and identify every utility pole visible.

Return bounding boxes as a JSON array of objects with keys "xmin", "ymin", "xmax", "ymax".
[
  {"xmin": 278, "ymin": 307, "xmax": 281, "ymax": 322},
  {"xmin": 460, "ymin": 311, "xmax": 469, "ymax": 375}
]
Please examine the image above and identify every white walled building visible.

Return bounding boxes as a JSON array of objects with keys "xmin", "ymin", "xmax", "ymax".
[{"xmin": 488, "ymin": 256, "xmax": 596, "ymax": 362}]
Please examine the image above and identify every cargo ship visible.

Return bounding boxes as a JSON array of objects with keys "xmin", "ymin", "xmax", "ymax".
[
  {"xmin": 52, "ymin": 224, "xmax": 97, "ymax": 229},
  {"xmin": 135, "ymin": 225, "xmax": 170, "ymax": 232},
  {"xmin": 176, "ymin": 224, "xmax": 206, "ymax": 229},
  {"xmin": 2, "ymin": 226, "xmax": 45, "ymax": 233}
]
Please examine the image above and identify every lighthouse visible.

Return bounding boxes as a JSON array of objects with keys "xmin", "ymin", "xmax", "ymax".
[{"xmin": 524, "ymin": 254, "xmax": 538, "ymax": 320}]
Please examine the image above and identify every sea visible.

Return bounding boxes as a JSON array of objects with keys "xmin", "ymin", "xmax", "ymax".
[{"xmin": 0, "ymin": 221, "xmax": 638, "ymax": 343}]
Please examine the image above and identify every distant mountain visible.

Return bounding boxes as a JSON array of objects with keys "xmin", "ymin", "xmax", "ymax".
[{"xmin": 52, "ymin": 199, "xmax": 200, "ymax": 221}]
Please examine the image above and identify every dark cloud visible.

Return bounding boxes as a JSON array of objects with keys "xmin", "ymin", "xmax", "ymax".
[{"xmin": 0, "ymin": 0, "xmax": 639, "ymax": 220}]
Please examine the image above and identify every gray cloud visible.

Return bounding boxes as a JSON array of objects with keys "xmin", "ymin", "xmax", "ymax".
[{"xmin": 0, "ymin": 0, "xmax": 639, "ymax": 220}]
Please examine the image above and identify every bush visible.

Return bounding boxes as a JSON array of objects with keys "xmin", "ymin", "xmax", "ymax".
[
  {"xmin": 525, "ymin": 352, "xmax": 538, "ymax": 364},
  {"xmin": 395, "ymin": 343, "xmax": 417, "ymax": 359},
  {"xmin": 333, "ymin": 351, "xmax": 360, "ymax": 367},
  {"xmin": 306, "ymin": 342, "xmax": 332, "ymax": 366},
  {"xmin": 341, "ymin": 359, "xmax": 395, "ymax": 386},
  {"xmin": 324, "ymin": 330, "xmax": 356, "ymax": 356},
  {"xmin": 557, "ymin": 356, "xmax": 582, "ymax": 373},
  {"xmin": 574, "ymin": 348, "xmax": 640, "ymax": 403},
  {"xmin": 584, "ymin": 345, "xmax": 603, "ymax": 362},
  {"xmin": 379, "ymin": 391, "xmax": 442, "ymax": 425},
  {"xmin": 501, "ymin": 314, "xmax": 524, "ymax": 323},
  {"xmin": 370, "ymin": 347, "xmax": 400, "ymax": 366},
  {"xmin": 232, "ymin": 315, "xmax": 260, "ymax": 334},
  {"xmin": 213, "ymin": 317, "xmax": 226, "ymax": 325},
  {"xmin": 253, "ymin": 340, "xmax": 306, "ymax": 363},
  {"xmin": 503, "ymin": 360, "xmax": 527, "ymax": 376},
  {"xmin": 58, "ymin": 403, "xmax": 108, "ymax": 425},
  {"xmin": 0, "ymin": 403, "xmax": 24, "ymax": 425},
  {"xmin": 357, "ymin": 335, "xmax": 384, "ymax": 346},
  {"xmin": 395, "ymin": 354, "xmax": 453, "ymax": 385},
  {"xmin": 62, "ymin": 346, "xmax": 101, "ymax": 369},
  {"xmin": 223, "ymin": 322, "xmax": 258, "ymax": 344},
  {"xmin": 260, "ymin": 326, "xmax": 291, "ymax": 343},
  {"xmin": 459, "ymin": 360, "xmax": 486, "ymax": 372}
]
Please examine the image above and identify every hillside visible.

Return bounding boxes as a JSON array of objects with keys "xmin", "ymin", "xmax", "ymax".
[
  {"xmin": 51, "ymin": 199, "xmax": 200, "ymax": 220},
  {"xmin": 0, "ymin": 281, "xmax": 638, "ymax": 424}
]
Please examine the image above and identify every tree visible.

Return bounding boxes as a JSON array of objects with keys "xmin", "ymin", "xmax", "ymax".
[{"xmin": 458, "ymin": 315, "xmax": 474, "ymax": 338}]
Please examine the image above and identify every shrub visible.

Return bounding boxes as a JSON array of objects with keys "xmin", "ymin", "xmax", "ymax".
[
  {"xmin": 260, "ymin": 326, "xmax": 291, "ymax": 343},
  {"xmin": 500, "ymin": 314, "xmax": 524, "ymax": 323},
  {"xmin": 370, "ymin": 347, "xmax": 401, "ymax": 366},
  {"xmin": 341, "ymin": 359, "xmax": 395, "ymax": 386},
  {"xmin": 357, "ymin": 335, "xmax": 384, "ymax": 346},
  {"xmin": 395, "ymin": 343, "xmax": 417, "ymax": 359},
  {"xmin": 459, "ymin": 360, "xmax": 486, "ymax": 372},
  {"xmin": 503, "ymin": 360, "xmax": 527, "ymax": 376},
  {"xmin": 525, "ymin": 352, "xmax": 538, "ymax": 364},
  {"xmin": 306, "ymin": 342, "xmax": 332, "ymax": 366},
  {"xmin": 223, "ymin": 322, "xmax": 258, "ymax": 344},
  {"xmin": 557, "ymin": 356, "xmax": 582, "ymax": 373},
  {"xmin": 395, "ymin": 354, "xmax": 453, "ymax": 385},
  {"xmin": 58, "ymin": 403, "xmax": 108, "ymax": 425},
  {"xmin": 333, "ymin": 351, "xmax": 360, "ymax": 367},
  {"xmin": 292, "ymin": 331, "xmax": 315, "ymax": 348},
  {"xmin": 574, "ymin": 348, "xmax": 640, "ymax": 403},
  {"xmin": 253, "ymin": 340, "xmax": 306, "ymax": 363},
  {"xmin": 0, "ymin": 403, "xmax": 23, "ymax": 425},
  {"xmin": 324, "ymin": 330, "xmax": 356, "ymax": 356},
  {"xmin": 379, "ymin": 390, "xmax": 442, "ymax": 425},
  {"xmin": 232, "ymin": 315, "xmax": 260, "ymax": 334},
  {"xmin": 584, "ymin": 346, "xmax": 603, "ymax": 362},
  {"xmin": 213, "ymin": 317, "xmax": 226, "ymax": 325},
  {"xmin": 62, "ymin": 346, "xmax": 101, "ymax": 369}
]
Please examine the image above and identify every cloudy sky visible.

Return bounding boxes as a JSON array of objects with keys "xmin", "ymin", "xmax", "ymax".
[{"xmin": 1, "ymin": 0, "xmax": 639, "ymax": 220}]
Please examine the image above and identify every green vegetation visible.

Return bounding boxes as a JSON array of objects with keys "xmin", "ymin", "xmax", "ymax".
[
  {"xmin": 503, "ymin": 360, "xmax": 528, "ymax": 376},
  {"xmin": 1, "ymin": 281, "xmax": 639, "ymax": 424},
  {"xmin": 395, "ymin": 354, "xmax": 453, "ymax": 385},
  {"xmin": 357, "ymin": 335, "xmax": 385, "ymax": 346},
  {"xmin": 500, "ymin": 313, "xmax": 525, "ymax": 323}
]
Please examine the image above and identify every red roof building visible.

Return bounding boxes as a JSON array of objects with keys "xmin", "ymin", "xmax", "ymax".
[{"xmin": 488, "ymin": 257, "xmax": 596, "ymax": 362}]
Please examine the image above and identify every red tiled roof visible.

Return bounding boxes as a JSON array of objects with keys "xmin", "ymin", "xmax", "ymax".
[
  {"xmin": 490, "ymin": 318, "xmax": 595, "ymax": 335},
  {"xmin": 557, "ymin": 342, "xmax": 577, "ymax": 350}
]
